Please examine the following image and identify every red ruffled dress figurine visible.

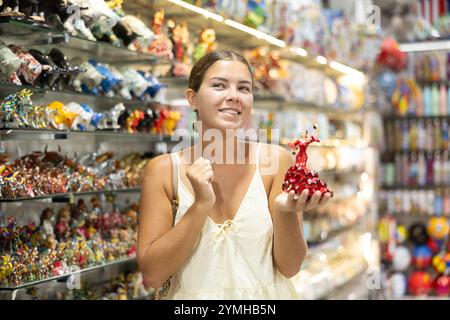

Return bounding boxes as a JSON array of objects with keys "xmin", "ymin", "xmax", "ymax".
[{"xmin": 282, "ymin": 125, "xmax": 333, "ymax": 198}]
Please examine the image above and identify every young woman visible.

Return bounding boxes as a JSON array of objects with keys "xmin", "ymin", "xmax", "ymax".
[{"xmin": 137, "ymin": 50, "xmax": 331, "ymax": 299}]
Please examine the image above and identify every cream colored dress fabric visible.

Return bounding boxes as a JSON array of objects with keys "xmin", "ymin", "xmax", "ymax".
[{"xmin": 167, "ymin": 144, "xmax": 298, "ymax": 299}]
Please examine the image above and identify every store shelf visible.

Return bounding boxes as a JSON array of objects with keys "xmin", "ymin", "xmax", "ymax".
[
  {"xmin": 0, "ymin": 256, "xmax": 136, "ymax": 291},
  {"xmin": 0, "ymin": 128, "xmax": 175, "ymax": 142},
  {"xmin": 0, "ymin": 82, "xmax": 154, "ymax": 109},
  {"xmin": 399, "ymin": 40, "xmax": 450, "ymax": 53},
  {"xmin": 125, "ymin": 0, "xmax": 363, "ymax": 79},
  {"xmin": 0, "ymin": 16, "xmax": 65, "ymax": 45},
  {"xmin": 381, "ymin": 184, "xmax": 450, "ymax": 190},
  {"xmin": 0, "ymin": 18, "xmax": 171, "ymax": 65},
  {"xmin": 382, "ymin": 149, "xmax": 449, "ymax": 155},
  {"xmin": 0, "ymin": 187, "xmax": 141, "ymax": 203},
  {"xmin": 383, "ymin": 114, "xmax": 450, "ymax": 121}
]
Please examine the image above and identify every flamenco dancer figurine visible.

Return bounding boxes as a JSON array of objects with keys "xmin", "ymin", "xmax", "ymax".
[{"xmin": 282, "ymin": 124, "xmax": 333, "ymax": 198}]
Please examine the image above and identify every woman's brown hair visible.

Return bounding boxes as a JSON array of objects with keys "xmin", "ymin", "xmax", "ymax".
[{"xmin": 188, "ymin": 50, "xmax": 254, "ymax": 92}]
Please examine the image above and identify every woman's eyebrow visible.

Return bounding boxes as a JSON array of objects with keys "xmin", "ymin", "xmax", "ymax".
[{"xmin": 209, "ymin": 77, "xmax": 252, "ymax": 85}]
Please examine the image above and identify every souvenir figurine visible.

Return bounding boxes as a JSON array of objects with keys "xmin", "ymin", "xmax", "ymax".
[
  {"xmin": 0, "ymin": 0, "xmax": 24, "ymax": 17},
  {"xmin": 412, "ymin": 245, "xmax": 433, "ymax": 269},
  {"xmin": 28, "ymin": 49, "xmax": 60, "ymax": 89},
  {"xmin": 119, "ymin": 15, "xmax": 154, "ymax": 51},
  {"xmin": 136, "ymin": 108, "xmax": 156, "ymax": 133},
  {"xmin": 0, "ymin": 42, "xmax": 24, "ymax": 84},
  {"xmin": 147, "ymin": 10, "xmax": 173, "ymax": 60},
  {"xmin": 19, "ymin": 0, "xmax": 45, "ymax": 22},
  {"xmin": 152, "ymin": 109, "xmax": 168, "ymax": 135},
  {"xmin": 71, "ymin": 60, "xmax": 103, "ymax": 94},
  {"xmin": 0, "ymin": 89, "xmax": 33, "ymax": 128},
  {"xmin": 193, "ymin": 28, "xmax": 217, "ymax": 63},
  {"xmin": 282, "ymin": 125, "xmax": 333, "ymax": 198},
  {"xmin": 168, "ymin": 19, "xmax": 191, "ymax": 77},
  {"xmin": 8, "ymin": 44, "xmax": 43, "ymax": 86},
  {"xmin": 164, "ymin": 110, "xmax": 180, "ymax": 136},
  {"xmin": 102, "ymin": 103, "xmax": 125, "ymax": 130},
  {"xmin": 55, "ymin": 206, "xmax": 71, "ymax": 241},
  {"xmin": 48, "ymin": 100, "xmax": 78, "ymax": 129}
]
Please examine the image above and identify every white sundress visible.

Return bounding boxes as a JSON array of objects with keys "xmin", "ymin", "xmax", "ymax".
[{"xmin": 166, "ymin": 144, "xmax": 299, "ymax": 299}]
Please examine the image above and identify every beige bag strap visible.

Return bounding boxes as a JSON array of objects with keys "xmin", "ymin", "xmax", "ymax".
[{"xmin": 169, "ymin": 152, "xmax": 179, "ymax": 225}]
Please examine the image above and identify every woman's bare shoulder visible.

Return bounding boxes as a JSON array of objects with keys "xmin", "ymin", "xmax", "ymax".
[{"xmin": 142, "ymin": 154, "xmax": 173, "ymax": 190}]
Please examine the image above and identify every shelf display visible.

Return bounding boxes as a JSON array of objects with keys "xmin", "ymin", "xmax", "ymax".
[
  {"xmin": 376, "ymin": 42, "xmax": 450, "ymax": 299},
  {"xmin": 0, "ymin": 149, "xmax": 151, "ymax": 199},
  {"xmin": 0, "ymin": 199, "xmax": 139, "ymax": 288},
  {"xmin": 0, "ymin": 0, "xmax": 380, "ymax": 300}
]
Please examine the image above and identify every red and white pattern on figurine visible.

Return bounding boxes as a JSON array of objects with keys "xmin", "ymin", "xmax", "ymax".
[{"xmin": 282, "ymin": 129, "xmax": 333, "ymax": 198}]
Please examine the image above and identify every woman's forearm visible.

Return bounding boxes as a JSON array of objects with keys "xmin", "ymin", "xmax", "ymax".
[
  {"xmin": 272, "ymin": 208, "xmax": 308, "ymax": 278},
  {"xmin": 139, "ymin": 202, "xmax": 210, "ymax": 288}
]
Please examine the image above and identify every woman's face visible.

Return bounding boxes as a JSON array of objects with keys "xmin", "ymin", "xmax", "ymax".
[{"xmin": 187, "ymin": 60, "xmax": 253, "ymax": 131}]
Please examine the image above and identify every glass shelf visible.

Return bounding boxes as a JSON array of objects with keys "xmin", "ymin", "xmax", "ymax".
[
  {"xmin": 306, "ymin": 215, "xmax": 369, "ymax": 247},
  {"xmin": 0, "ymin": 257, "xmax": 136, "ymax": 291},
  {"xmin": 254, "ymin": 94, "xmax": 368, "ymax": 116},
  {"xmin": 0, "ymin": 187, "xmax": 141, "ymax": 203},
  {"xmin": 381, "ymin": 184, "xmax": 450, "ymax": 190},
  {"xmin": 0, "ymin": 18, "xmax": 171, "ymax": 66},
  {"xmin": 0, "ymin": 82, "xmax": 155, "ymax": 109},
  {"xmin": 383, "ymin": 114, "xmax": 450, "ymax": 121},
  {"xmin": 0, "ymin": 128, "xmax": 176, "ymax": 142},
  {"xmin": 0, "ymin": 16, "xmax": 65, "ymax": 45}
]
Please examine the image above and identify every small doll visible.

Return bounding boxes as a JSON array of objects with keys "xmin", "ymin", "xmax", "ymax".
[{"xmin": 282, "ymin": 125, "xmax": 333, "ymax": 198}]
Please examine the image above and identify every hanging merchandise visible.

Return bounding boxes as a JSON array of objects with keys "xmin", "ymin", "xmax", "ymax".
[{"xmin": 376, "ymin": 38, "xmax": 408, "ymax": 73}]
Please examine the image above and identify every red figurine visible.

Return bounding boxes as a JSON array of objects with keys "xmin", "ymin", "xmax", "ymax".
[{"xmin": 282, "ymin": 125, "xmax": 333, "ymax": 198}]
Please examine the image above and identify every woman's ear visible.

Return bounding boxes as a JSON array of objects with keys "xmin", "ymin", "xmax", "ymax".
[{"xmin": 186, "ymin": 88, "xmax": 196, "ymax": 108}]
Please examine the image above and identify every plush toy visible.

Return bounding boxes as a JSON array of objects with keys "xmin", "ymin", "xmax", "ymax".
[
  {"xmin": 168, "ymin": 19, "xmax": 191, "ymax": 77},
  {"xmin": 243, "ymin": 0, "xmax": 267, "ymax": 29},
  {"xmin": 136, "ymin": 108, "xmax": 156, "ymax": 133}
]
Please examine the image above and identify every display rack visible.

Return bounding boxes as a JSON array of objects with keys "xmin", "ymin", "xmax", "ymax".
[{"xmin": 0, "ymin": 1, "xmax": 379, "ymax": 300}]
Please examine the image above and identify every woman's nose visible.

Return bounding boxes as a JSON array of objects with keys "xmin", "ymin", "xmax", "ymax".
[{"xmin": 226, "ymin": 87, "xmax": 239, "ymax": 101}]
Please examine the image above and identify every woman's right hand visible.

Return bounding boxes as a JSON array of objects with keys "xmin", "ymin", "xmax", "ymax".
[{"xmin": 186, "ymin": 157, "xmax": 215, "ymax": 208}]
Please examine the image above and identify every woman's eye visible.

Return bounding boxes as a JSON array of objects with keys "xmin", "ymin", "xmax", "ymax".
[
  {"xmin": 240, "ymin": 87, "xmax": 251, "ymax": 92},
  {"xmin": 212, "ymin": 83, "xmax": 225, "ymax": 88}
]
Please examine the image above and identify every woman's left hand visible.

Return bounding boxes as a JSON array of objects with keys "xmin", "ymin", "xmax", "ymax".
[{"xmin": 274, "ymin": 190, "xmax": 332, "ymax": 214}]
